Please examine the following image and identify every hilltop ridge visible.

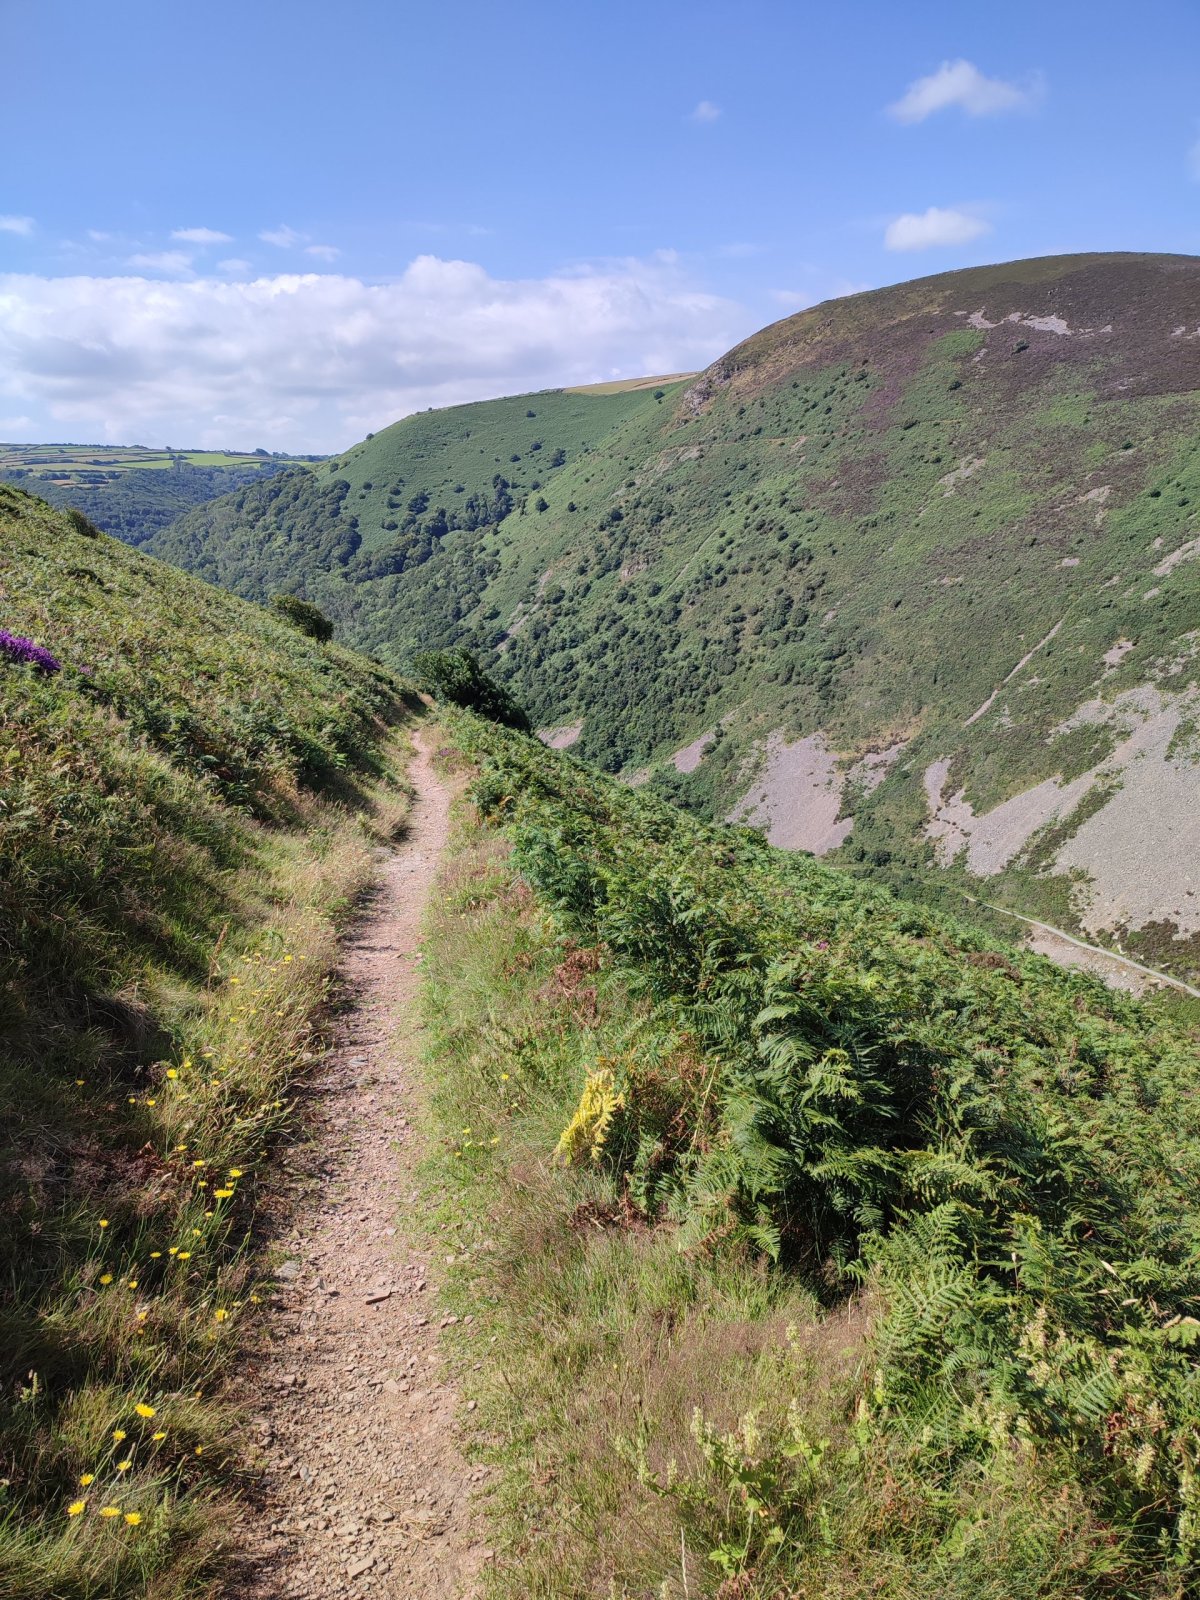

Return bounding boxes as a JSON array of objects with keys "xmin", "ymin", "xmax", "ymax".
[{"xmin": 149, "ymin": 253, "xmax": 1200, "ymax": 977}]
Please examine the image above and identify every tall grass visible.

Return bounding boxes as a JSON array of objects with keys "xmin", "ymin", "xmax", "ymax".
[{"xmin": 0, "ymin": 491, "xmax": 418, "ymax": 1597}]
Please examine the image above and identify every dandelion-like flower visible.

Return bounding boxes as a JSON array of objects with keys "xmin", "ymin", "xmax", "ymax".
[
  {"xmin": 124, "ymin": 1511, "xmax": 142, "ymax": 1526},
  {"xmin": 99, "ymin": 1505, "xmax": 121, "ymax": 1519},
  {"xmin": 115, "ymin": 1459, "xmax": 131, "ymax": 1472},
  {"xmin": 213, "ymin": 1308, "xmax": 229, "ymax": 1322},
  {"xmin": 99, "ymin": 1273, "xmax": 113, "ymax": 1285},
  {"xmin": 79, "ymin": 1474, "xmax": 95, "ymax": 1487},
  {"xmin": 67, "ymin": 1500, "xmax": 86, "ymax": 1517},
  {"xmin": 112, "ymin": 1430, "xmax": 126, "ymax": 1443},
  {"xmin": 134, "ymin": 1404, "xmax": 155, "ymax": 1419}
]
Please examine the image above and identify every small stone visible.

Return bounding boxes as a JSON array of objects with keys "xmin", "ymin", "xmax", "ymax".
[
  {"xmin": 347, "ymin": 1554, "xmax": 375, "ymax": 1578},
  {"xmin": 364, "ymin": 1289, "xmax": 392, "ymax": 1305}
]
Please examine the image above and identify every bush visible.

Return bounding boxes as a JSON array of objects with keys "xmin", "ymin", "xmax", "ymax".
[
  {"xmin": 410, "ymin": 647, "xmax": 530, "ymax": 731},
  {"xmin": 271, "ymin": 593, "xmax": 334, "ymax": 643}
]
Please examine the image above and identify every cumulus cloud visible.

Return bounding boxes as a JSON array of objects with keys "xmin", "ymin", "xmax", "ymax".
[
  {"xmin": 126, "ymin": 250, "xmax": 194, "ymax": 274},
  {"xmin": 260, "ymin": 224, "xmax": 304, "ymax": 248},
  {"xmin": 0, "ymin": 215, "xmax": 35, "ymax": 236},
  {"xmin": 691, "ymin": 100, "xmax": 721, "ymax": 123},
  {"xmin": 884, "ymin": 207, "xmax": 991, "ymax": 251},
  {"xmin": 171, "ymin": 226, "xmax": 233, "ymax": 245},
  {"xmin": 888, "ymin": 60, "xmax": 1042, "ymax": 123},
  {"xmin": 0, "ymin": 255, "xmax": 745, "ymax": 452}
]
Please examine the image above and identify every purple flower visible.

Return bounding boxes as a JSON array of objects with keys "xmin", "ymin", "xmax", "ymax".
[{"xmin": 0, "ymin": 629, "xmax": 62, "ymax": 674}]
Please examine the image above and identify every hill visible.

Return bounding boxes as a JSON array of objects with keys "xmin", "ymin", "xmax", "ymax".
[
  {"xmin": 0, "ymin": 485, "xmax": 414, "ymax": 1595},
  {"xmin": 423, "ymin": 707, "xmax": 1200, "ymax": 1597},
  {"xmin": 0, "ymin": 443, "xmax": 317, "ymax": 545},
  {"xmin": 149, "ymin": 380, "xmax": 689, "ymax": 654},
  {"xmin": 149, "ymin": 254, "xmax": 1200, "ymax": 978}
]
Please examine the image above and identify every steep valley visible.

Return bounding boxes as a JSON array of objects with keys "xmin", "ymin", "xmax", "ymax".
[{"xmin": 151, "ymin": 253, "xmax": 1200, "ymax": 978}]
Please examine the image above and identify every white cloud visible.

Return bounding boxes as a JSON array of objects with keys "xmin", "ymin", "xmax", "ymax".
[
  {"xmin": 0, "ymin": 255, "xmax": 745, "ymax": 452},
  {"xmin": 888, "ymin": 60, "xmax": 1042, "ymax": 123},
  {"xmin": 260, "ymin": 224, "xmax": 304, "ymax": 248},
  {"xmin": 171, "ymin": 226, "xmax": 233, "ymax": 245},
  {"xmin": 126, "ymin": 250, "xmax": 194, "ymax": 274},
  {"xmin": 87, "ymin": 230, "xmax": 115, "ymax": 244},
  {"xmin": 305, "ymin": 243, "xmax": 340, "ymax": 261},
  {"xmin": 691, "ymin": 100, "xmax": 721, "ymax": 123},
  {"xmin": 0, "ymin": 215, "xmax": 35, "ymax": 236},
  {"xmin": 884, "ymin": 207, "xmax": 992, "ymax": 251},
  {"xmin": 218, "ymin": 257, "xmax": 253, "ymax": 275}
]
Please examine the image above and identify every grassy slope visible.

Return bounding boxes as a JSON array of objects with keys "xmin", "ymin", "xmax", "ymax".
[
  {"xmin": 423, "ymin": 711, "xmax": 1200, "ymax": 1600},
  {"xmin": 150, "ymin": 252, "xmax": 1200, "ymax": 971},
  {"xmin": 0, "ymin": 485, "xmax": 416, "ymax": 1598},
  {"xmin": 148, "ymin": 382, "xmax": 687, "ymax": 656}
]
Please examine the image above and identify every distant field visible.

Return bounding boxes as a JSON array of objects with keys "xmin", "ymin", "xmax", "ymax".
[
  {"xmin": 0, "ymin": 442, "xmax": 319, "ymax": 481},
  {"xmin": 563, "ymin": 371, "xmax": 696, "ymax": 395}
]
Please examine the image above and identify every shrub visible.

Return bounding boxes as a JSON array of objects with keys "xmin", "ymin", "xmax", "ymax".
[
  {"xmin": 271, "ymin": 593, "xmax": 334, "ymax": 643},
  {"xmin": 409, "ymin": 647, "xmax": 530, "ymax": 731}
]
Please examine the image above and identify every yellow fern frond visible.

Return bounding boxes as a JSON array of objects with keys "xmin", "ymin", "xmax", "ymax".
[{"xmin": 554, "ymin": 1066, "xmax": 625, "ymax": 1165}]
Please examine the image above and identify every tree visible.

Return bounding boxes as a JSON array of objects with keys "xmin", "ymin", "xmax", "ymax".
[{"xmin": 409, "ymin": 647, "xmax": 531, "ymax": 731}]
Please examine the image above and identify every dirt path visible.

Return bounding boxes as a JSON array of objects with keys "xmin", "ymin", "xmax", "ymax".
[
  {"xmin": 961, "ymin": 892, "xmax": 1200, "ymax": 1000},
  {"xmin": 239, "ymin": 729, "xmax": 488, "ymax": 1599}
]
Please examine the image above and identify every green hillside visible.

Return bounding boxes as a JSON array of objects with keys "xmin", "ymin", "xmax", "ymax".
[
  {"xmin": 425, "ymin": 708, "xmax": 1200, "ymax": 1597},
  {"xmin": 150, "ymin": 254, "xmax": 1200, "ymax": 976},
  {"xmin": 150, "ymin": 381, "xmax": 684, "ymax": 649},
  {"xmin": 0, "ymin": 485, "xmax": 414, "ymax": 1596},
  {"xmin": 0, "ymin": 444, "xmax": 315, "ymax": 546}
]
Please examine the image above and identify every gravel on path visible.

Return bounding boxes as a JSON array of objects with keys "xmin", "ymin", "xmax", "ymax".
[{"xmin": 234, "ymin": 730, "xmax": 489, "ymax": 1599}]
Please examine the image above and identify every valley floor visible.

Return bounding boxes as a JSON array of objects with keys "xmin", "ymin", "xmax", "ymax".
[{"xmin": 232, "ymin": 732, "xmax": 488, "ymax": 1599}]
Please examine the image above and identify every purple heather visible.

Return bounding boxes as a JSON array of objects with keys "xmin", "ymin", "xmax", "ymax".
[{"xmin": 0, "ymin": 629, "xmax": 62, "ymax": 675}]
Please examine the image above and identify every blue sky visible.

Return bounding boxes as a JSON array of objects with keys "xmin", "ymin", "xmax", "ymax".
[{"xmin": 2, "ymin": 0, "xmax": 1198, "ymax": 450}]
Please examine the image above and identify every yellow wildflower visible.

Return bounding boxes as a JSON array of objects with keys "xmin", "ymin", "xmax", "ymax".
[
  {"xmin": 115, "ymin": 1460, "xmax": 131, "ymax": 1472},
  {"xmin": 228, "ymin": 1168, "xmax": 243, "ymax": 1179},
  {"xmin": 124, "ymin": 1511, "xmax": 142, "ymax": 1526},
  {"xmin": 112, "ymin": 1430, "xmax": 126, "ymax": 1442},
  {"xmin": 135, "ymin": 1404, "xmax": 155, "ymax": 1419},
  {"xmin": 151, "ymin": 1431, "xmax": 166, "ymax": 1441},
  {"xmin": 100, "ymin": 1506, "xmax": 120, "ymax": 1518},
  {"xmin": 213, "ymin": 1188, "xmax": 234, "ymax": 1200},
  {"xmin": 213, "ymin": 1308, "xmax": 229, "ymax": 1322},
  {"xmin": 80, "ymin": 1474, "xmax": 95, "ymax": 1486},
  {"xmin": 177, "ymin": 1251, "xmax": 191, "ymax": 1261},
  {"xmin": 149, "ymin": 1251, "xmax": 161, "ymax": 1259},
  {"xmin": 99, "ymin": 1273, "xmax": 113, "ymax": 1285},
  {"xmin": 67, "ymin": 1500, "xmax": 86, "ymax": 1516},
  {"xmin": 98, "ymin": 1219, "xmax": 109, "ymax": 1229},
  {"xmin": 126, "ymin": 1280, "xmax": 138, "ymax": 1289},
  {"xmin": 166, "ymin": 1069, "xmax": 178, "ymax": 1080}
]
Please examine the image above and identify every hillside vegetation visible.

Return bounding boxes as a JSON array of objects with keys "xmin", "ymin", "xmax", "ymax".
[
  {"xmin": 424, "ymin": 709, "xmax": 1200, "ymax": 1599},
  {"xmin": 151, "ymin": 254, "xmax": 1200, "ymax": 977},
  {"xmin": 0, "ymin": 486, "xmax": 415, "ymax": 1598},
  {"xmin": 0, "ymin": 444, "xmax": 314, "ymax": 546}
]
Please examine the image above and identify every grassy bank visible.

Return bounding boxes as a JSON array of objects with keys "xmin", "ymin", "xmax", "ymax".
[
  {"xmin": 0, "ymin": 488, "xmax": 418, "ymax": 1598},
  {"xmin": 421, "ymin": 712, "xmax": 1200, "ymax": 1600}
]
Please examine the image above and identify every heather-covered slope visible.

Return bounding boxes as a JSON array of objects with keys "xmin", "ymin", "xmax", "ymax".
[{"xmin": 152, "ymin": 254, "xmax": 1200, "ymax": 975}]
